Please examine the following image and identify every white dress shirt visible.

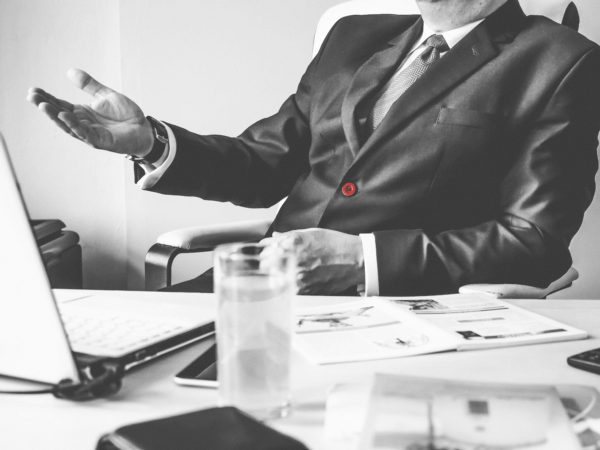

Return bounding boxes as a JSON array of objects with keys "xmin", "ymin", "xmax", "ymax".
[{"xmin": 137, "ymin": 17, "xmax": 484, "ymax": 295}]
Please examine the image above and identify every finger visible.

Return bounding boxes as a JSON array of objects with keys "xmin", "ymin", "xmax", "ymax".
[
  {"xmin": 259, "ymin": 237, "xmax": 296, "ymax": 273},
  {"xmin": 258, "ymin": 238, "xmax": 278, "ymax": 260},
  {"xmin": 39, "ymin": 88, "xmax": 74, "ymax": 111},
  {"xmin": 26, "ymin": 88, "xmax": 43, "ymax": 106},
  {"xmin": 27, "ymin": 90, "xmax": 59, "ymax": 108},
  {"xmin": 259, "ymin": 237, "xmax": 274, "ymax": 246},
  {"xmin": 28, "ymin": 89, "xmax": 61, "ymax": 109},
  {"xmin": 269, "ymin": 231, "xmax": 304, "ymax": 251},
  {"xmin": 30, "ymin": 92, "xmax": 72, "ymax": 115},
  {"xmin": 297, "ymin": 258, "xmax": 320, "ymax": 271},
  {"xmin": 38, "ymin": 102, "xmax": 79, "ymax": 137},
  {"xmin": 58, "ymin": 111, "xmax": 90, "ymax": 141},
  {"xmin": 27, "ymin": 87, "xmax": 74, "ymax": 111},
  {"xmin": 273, "ymin": 231, "xmax": 304, "ymax": 251},
  {"xmin": 67, "ymin": 68, "xmax": 113, "ymax": 97}
]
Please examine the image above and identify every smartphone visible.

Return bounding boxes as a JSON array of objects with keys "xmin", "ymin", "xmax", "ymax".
[
  {"xmin": 567, "ymin": 347, "xmax": 600, "ymax": 375},
  {"xmin": 174, "ymin": 343, "xmax": 218, "ymax": 388}
]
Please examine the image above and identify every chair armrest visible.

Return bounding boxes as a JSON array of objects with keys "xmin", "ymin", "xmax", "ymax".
[
  {"xmin": 30, "ymin": 219, "xmax": 66, "ymax": 244},
  {"xmin": 156, "ymin": 219, "xmax": 272, "ymax": 251},
  {"xmin": 145, "ymin": 219, "xmax": 272, "ymax": 291},
  {"xmin": 39, "ymin": 230, "xmax": 80, "ymax": 256},
  {"xmin": 458, "ymin": 267, "xmax": 579, "ymax": 299}
]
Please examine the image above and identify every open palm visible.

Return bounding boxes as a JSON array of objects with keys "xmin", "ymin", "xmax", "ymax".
[{"xmin": 27, "ymin": 69, "xmax": 153, "ymax": 156}]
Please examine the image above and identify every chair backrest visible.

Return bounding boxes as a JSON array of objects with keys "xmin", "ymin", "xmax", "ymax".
[{"xmin": 313, "ymin": 0, "xmax": 579, "ymax": 56}]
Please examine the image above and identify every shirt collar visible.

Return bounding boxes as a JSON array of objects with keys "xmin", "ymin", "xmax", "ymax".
[{"xmin": 415, "ymin": 18, "xmax": 484, "ymax": 51}]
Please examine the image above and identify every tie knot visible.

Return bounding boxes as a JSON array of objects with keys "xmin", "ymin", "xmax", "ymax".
[{"xmin": 425, "ymin": 34, "xmax": 449, "ymax": 52}]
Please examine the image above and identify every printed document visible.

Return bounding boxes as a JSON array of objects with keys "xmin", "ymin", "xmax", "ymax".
[{"xmin": 294, "ymin": 294, "xmax": 587, "ymax": 364}]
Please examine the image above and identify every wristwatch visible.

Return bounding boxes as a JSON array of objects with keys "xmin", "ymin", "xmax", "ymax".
[{"xmin": 127, "ymin": 116, "xmax": 168, "ymax": 165}]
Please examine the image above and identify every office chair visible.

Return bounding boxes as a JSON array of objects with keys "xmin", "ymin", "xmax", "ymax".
[
  {"xmin": 31, "ymin": 219, "xmax": 83, "ymax": 289},
  {"xmin": 145, "ymin": 0, "xmax": 581, "ymax": 298}
]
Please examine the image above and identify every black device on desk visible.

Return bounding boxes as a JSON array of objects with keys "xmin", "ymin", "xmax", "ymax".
[
  {"xmin": 174, "ymin": 343, "xmax": 218, "ymax": 387},
  {"xmin": 567, "ymin": 347, "xmax": 600, "ymax": 375}
]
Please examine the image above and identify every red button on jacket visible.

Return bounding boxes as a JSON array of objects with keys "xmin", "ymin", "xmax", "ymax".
[{"xmin": 341, "ymin": 182, "xmax": 357, "ymax": 197}]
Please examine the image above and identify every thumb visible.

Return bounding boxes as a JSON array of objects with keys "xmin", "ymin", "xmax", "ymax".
[{"xmin": 67, "ymin": 68, "xmax": 113, "ymax": 97}]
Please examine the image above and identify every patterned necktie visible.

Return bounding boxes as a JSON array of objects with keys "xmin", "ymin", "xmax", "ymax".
[{"xmin": 368, "ymin": 34, "xmax": 449, "ymax": 130}]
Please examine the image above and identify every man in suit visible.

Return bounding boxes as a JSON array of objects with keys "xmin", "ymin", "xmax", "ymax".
[{"xmin": 28, "ymin": 0, "xmax": 600, "ymax": 295}]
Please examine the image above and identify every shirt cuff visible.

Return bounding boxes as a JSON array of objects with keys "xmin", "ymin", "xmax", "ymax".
[
  {"xmin": 136, "ymin": 122, "xmax": 177, "ymax": 190},
  {"xmin": 359, "ymin": 233, "xmax": 379, "ymax": 296}
]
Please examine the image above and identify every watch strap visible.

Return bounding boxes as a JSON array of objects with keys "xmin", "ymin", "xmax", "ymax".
[{"xmin": 128, "ymin": 116, "xmax": 168, "ymax": 165}]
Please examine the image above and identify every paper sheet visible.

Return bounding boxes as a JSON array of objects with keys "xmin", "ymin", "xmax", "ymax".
[{"xmin": 294, "ymin": 301, "xmax": 456, "ymax": 364}]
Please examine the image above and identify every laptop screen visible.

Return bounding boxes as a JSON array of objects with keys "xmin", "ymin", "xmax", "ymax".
[{"xmin": 0, "ymin": 134, "xmax": 80, "ymax": 384}]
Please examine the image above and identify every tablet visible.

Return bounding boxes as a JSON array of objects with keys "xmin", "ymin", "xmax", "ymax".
[{"xmin": 174, "ymin": 343, "xmax": 218, "ymax": 388}]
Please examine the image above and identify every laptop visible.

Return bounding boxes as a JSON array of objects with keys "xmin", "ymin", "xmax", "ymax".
[{"xmin": 0, "ymin": 133, "xmax": 214, "ymax": 387}]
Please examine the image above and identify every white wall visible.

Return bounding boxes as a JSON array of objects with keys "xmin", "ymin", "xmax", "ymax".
[
  {"xmin": 2, "ymin": 0, "xmax": 600, "ymax": 297},
  {"xmin": 0, "ymin": 0, "xmax": 127, "ymax": 289}
]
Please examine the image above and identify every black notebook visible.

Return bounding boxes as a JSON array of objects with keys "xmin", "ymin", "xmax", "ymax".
[{"xmin": 96, "ymin": 407, "xmax": 308, "ymax": 450}]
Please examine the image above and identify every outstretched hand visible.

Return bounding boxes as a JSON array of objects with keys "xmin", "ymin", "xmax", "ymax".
[
  {"xmin": 27, "ymin": 68, "xmax": 153, "ymax": 157},
  {"xmin": 265, "ymin": 228, "xmax": 365, "ymax": 295}
]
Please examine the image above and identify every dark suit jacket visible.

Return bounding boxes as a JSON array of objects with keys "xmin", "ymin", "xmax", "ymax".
[{"xmin": 148, "ymin": 0, "xmax": 600, "ymax": 295}]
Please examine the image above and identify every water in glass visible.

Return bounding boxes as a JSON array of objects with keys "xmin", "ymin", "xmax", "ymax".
[{"xmin": 216, "ymin": 253, "xmax": 294, "ymax": 419}]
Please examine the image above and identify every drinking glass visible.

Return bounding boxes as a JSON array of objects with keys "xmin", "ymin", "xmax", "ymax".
[{"xmin": 214, "ymin": 242, "xmax": 296, "ymax": 420}]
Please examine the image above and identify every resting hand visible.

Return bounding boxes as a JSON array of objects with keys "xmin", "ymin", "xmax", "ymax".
[
  {"xmin": 268, "ymin": 228, "xmax": 365, "ymax": 295},
  {"xmin": 27, "ymin": 68, "xmax": 153, "ymax": 157}
]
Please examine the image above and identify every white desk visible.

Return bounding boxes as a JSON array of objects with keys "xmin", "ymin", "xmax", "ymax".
[{"xmin": 1, "ymin": 290, "xmax": 599, "ymax": 450}]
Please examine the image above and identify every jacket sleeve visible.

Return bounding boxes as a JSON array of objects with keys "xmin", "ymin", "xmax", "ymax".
[
  {"xmin": 374, "ymin": 46, "xmax": 600, "ymax": 295},
  {"xmin": 142, "ymin": 28, "xmax": 339, "ymax": 209}
]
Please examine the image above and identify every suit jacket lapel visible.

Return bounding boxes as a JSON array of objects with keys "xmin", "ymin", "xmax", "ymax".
[
  {"xmin": 351, "ymin": 0, "xmax": 527, "ymax": 165},
  {"xmin": 341, "ymin": 17, "xmax": 423, "ymax": 157}
]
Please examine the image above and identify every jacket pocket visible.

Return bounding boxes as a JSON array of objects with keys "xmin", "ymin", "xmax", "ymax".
[{"xmin": 435, "ymin": 106, "xmax": 501, "ymax": 129}]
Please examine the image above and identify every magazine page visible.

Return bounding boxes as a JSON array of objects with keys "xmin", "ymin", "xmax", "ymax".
[
  {"xmin": 382, "ymin": 295, "xmax": 588, "ymax": 350},
  {"xmin": 293, "ymin": 300, "xmax": 457, "ymax": 364},
  {"xmin": 359, "ymin": 374, "xmax": 581, "ymax": 450}
]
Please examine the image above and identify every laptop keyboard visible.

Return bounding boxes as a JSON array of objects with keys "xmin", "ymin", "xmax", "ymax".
[{"xmin": 61, "ymin": 311, "xmax": 186, "ymax": 357}]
